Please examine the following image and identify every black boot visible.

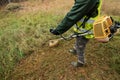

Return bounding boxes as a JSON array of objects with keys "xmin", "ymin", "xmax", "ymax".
[{"xmin": 71, "ymin": 62, "xmax": 84, "ymax": 67}]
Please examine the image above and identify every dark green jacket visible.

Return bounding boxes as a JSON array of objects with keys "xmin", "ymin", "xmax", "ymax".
[{"xmin": 54, "ymin": 0, "xmax": 100, "ymax": 34}]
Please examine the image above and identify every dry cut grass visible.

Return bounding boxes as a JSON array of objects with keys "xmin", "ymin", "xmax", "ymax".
[{"xmin": 102, "ymin": 0, "xmax": 120, "ymax": 16}]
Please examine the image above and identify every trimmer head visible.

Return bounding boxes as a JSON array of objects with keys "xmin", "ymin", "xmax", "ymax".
[{"xmin": 49, "ymin": 39, "xmax": 60, "ymax": 47}]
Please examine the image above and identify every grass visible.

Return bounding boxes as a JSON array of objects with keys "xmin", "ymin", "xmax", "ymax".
[
  {"xmin": 0, "ymin": 0, "xmax": 120, "ymax": 79},
  {"xmin": 108, "ymin": 36, "xmax": 120, "ymax": 74},
  {"xmin": 0, "ymin": 10, "xmax": 63, "ymax": 79},
  {"xmin": 102, "ymin": 0, "xmax": 120, "ymax": 16}
]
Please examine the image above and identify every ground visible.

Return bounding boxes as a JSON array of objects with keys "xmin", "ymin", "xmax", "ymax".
[
  {"xmin": 8, "ymin": 39, "xmax": 120, "ymax": 80},
  {"xmin": 5, "ymin": 0, "xmax": 120, "ymax": 80}
]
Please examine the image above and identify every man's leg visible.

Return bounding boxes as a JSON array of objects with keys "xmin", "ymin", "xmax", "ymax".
[{"xmin": 71, "ymin": 36, "xmax": 89, "ymax": 67}]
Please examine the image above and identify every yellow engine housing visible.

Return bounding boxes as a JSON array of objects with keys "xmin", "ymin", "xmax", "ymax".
[{"xmin": 93, "ymin": 16, "xmax": 113, "ymax": 39}]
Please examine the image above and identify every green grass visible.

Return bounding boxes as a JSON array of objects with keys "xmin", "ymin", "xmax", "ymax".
[
  {"xmin": 108, "ymin": 36, "xmax": 120, "ymax": 74},
  {"xmin": 0, "ymin": 11, "xmax": 63, "ymax": 79},
  {"xmin": 0, "ymin": 0, "xmax": 120, "ymax": 79}
]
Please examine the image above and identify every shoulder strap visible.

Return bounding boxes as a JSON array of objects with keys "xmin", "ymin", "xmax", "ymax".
[
  {"xmin": 75, "ymin": 16, "xmax": 91, "ymax": 30},
  {"xmin": 76, "ymin": 2, "xmax": 99, "ymax": 29}
]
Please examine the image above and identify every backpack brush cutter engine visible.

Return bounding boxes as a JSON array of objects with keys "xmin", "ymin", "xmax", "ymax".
[
  {"xmin": 49, "ymin": 16, "xmax": 120, "ymax": 47},
  {"xmin": 93, "ymin": 16, "xmax": 120, "ymax": 42}
]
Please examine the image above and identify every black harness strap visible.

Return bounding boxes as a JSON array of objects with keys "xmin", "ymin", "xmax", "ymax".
[{"xmin": 75, "ymin": 2, "xmax": 99, "ymax": 34}]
